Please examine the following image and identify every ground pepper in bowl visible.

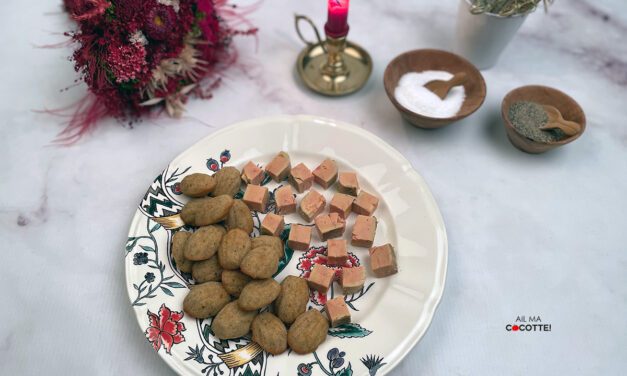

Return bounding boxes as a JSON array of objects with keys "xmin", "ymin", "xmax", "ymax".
[{"xmin": 508, "ymin": 101, "xmax": 565, "ymax": 143}]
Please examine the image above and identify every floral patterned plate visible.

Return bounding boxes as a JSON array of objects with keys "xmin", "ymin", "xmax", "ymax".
[{"xmin": 125, "ymin": 115, "xmax": 448, "ymax": 376}]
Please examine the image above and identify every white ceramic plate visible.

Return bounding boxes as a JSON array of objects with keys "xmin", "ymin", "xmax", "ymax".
[{"xmin": 125, "ymin": 115, "xmax": 447, "ymax": 376}]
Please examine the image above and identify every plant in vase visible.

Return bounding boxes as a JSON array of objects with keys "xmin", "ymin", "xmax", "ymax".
[
  {"xmin": 455, "ymin": 0, "xmax": 554, "ymax": 69},
  {"xmin": 469, "ymin": 0, "xmax": 553, "ymax": 16}
]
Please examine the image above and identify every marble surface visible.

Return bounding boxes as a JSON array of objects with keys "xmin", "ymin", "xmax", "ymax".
[{"xmin": 1, "ymin": 0, "xmax": 626, "ymax": 375}]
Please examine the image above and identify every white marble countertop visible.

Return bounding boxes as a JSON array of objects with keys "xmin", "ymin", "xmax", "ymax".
[{"xmin": 1, "ymin": 0, "xmax": 626, "ymax": 374}]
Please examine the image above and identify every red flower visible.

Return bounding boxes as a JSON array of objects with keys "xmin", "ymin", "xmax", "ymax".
[
  {"xmin": 116, "ymin": 0, "xmax": 152, "ymax": 25},
  {"xmin": 145, "ymin": 304, "xmax": 186, "ymax": 354},
  {"xmin": 144, "ymin": 5, "xmax": 177, "ymax": 41},
  {"xmin": 296, "ymin": 246, "xmax": 360, "ymax": 306},
  {"xmin": 64, "ymin": 0, "xmax": 110, "ymax": 22},
  {"xmin": 196, "ymin": 0, "xmax": 220, "ymax": 44}
]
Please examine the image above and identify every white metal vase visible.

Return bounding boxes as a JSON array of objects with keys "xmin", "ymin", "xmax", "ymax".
[{"xmin": 455, "ymin": 0, "xmax": 528, "ymax": 70}]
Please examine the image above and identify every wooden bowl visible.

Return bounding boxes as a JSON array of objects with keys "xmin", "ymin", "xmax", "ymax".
[
  {"xmin": 383, "ymin": 49, "xmax": 487, "ymax": 129},
  {"xmin": 501, "ymin": 85, "xmax": 586, "ymax": 154}
]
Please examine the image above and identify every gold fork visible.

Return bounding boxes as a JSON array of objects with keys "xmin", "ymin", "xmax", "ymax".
[
  {"xmin": 152, "ymin": 214, "xmax": 185, "ymax": 230},
  {"xmin": 218, "ymin": 342, "xmax": 263, "ymax": 368}
]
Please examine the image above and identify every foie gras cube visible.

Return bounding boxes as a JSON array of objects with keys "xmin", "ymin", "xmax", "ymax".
[
  {"xmin": 329, "ymin": 193, "xmax": 355, "ymax": 219},
  {"xmin": 307, "ymin": 264, "xmax": 335, "ymax": 294},
  {"xmin": 325, "ymin": 296, "xmax": 351, "ymax": 327},
  {"xmin": 351, "ymin": 215, "xmax": 377, "ymax": 248},
  {"xmin": 261, "ymin": 213, "xmax": 284, "ymax": 237},
  {"xmin": 337, "ymin": 172, "xmax": 359, "ymax": 196},
  {"xmin": 241, "ymin": 161, "xmax": 264, "ymax": 185},
  {"xmin": 312, "ymin": 158, "xmax": 338, "ymax": 189},
  {"xmin": 288, "ymin": 224, "xmax": 311, "ymax": 251},
  {"xmin": 289, "ymin": 163, "xmax": 314, "ymax": 193},
  {"xmin": 298, "ymin": 189, "xmax": 326, "ymax": 222},
  {"xmin": 341, "ymin": 266, "xmax": 365, "ymax": 294},
  {"xmin": 315, "ymin": 213, "xmax": 346, "ymax": 241},
  {"xmin": 275, "ymin": 185, "xmax": 296, "ymax": 215},
  {"xmin": 352, "ymin": 191, "xmax": 379, "ymax": 216},
  {"xmin": 327, "ymin": 239, "xmax": 348, "ymax": 266},
  {"xmin": 369, "ymin": 243, "xmax": 398, "ymax": 277},
  {"xmin": 265, "ymin": 151, "xmax": 291, "ymax": 182},
  {"xmin": 243, "ymin": 184, "xmax": 269, "ymax": 212}
]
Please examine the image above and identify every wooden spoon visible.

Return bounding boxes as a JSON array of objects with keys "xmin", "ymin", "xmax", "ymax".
[
  {"xmin": 424, "ymin": 72, "xmax": 468, "ymax": 99},
  {"xmin": 539, "ymin": 105, "xmax": 582, "ymax": 137}
]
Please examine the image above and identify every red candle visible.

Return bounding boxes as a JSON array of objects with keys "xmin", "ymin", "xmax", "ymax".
[{"xmin": 325, "ymin": 0, "xmax": 349, "ymax": 37}]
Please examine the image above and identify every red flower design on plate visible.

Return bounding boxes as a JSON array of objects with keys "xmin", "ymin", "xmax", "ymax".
[
  {"xmin": 220, "ymin": 149, "xmax": 231, "ymax": 163},
  {"xmin": 206, "ymin": 158, "xmax": 219, "ymax": 172},
  {"xmin": 145, "ymin": 304, "xmax": 186, "ymax": 354},
  {"xmin": 171, "ymin": 182, "xmax": 182, "ymax": 195},
  {"xmin": 296, "ymin": 246, "xmax": 360, "ymax": 306}
]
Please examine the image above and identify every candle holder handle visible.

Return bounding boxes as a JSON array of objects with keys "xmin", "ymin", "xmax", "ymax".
[{"xmin": 294, "ymin": 14, "xmax": 326, "ymax": 52}]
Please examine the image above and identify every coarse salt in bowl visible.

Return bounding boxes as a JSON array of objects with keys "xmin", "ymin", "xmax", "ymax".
[
  {"xmin": 394, "ymin": 71, "xmax": 467, "ymax": 119},
  {"xmin": 383, "ymin": 49, "xmax": 487, "ymax": 129}
]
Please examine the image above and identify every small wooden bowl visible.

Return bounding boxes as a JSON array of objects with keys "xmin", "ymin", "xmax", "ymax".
[
  {"xmin": 501, "ymin": 85, "xmax": 586, "ymax": 154},
  {"xmin": 383, "ymin": 49, "xmax": 487, "ymax": 129}
]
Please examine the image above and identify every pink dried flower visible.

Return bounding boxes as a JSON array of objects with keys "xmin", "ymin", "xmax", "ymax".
[
  {"xmin": 54, "ymin": 0, "xmax": 258, "ymax": 144},
  {"xmin": 106, "ymin": 42, "xmax": 148, "ymax": 83}
]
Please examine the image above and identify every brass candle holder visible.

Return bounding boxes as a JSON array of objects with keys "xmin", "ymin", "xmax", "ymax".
[{"xmin": 295, "ymin": 14, "xmax": 372, "ymax": 96}]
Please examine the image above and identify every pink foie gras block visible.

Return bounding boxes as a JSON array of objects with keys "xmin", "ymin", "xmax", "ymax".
[
  {"xmin": 337, "ymin": 172, "xmax": 359, "ymax": 196},
  {"xmin": 312, "ymin": 159, "xmax": 338, "ymax": 189},
  {"xmin": 307, "ymin": 264, "xmax": 335, "ymax": 294},
  {"xmin": 261, "ymin": 213, "xmax": 284, "ymax": 237},
  {"xmin": 265, "ymin": 151, "xmax": 291, "ymax": 182},
  {"xmin": 287, "ymin": 224, "xmax": 311, "ymax": 251},
  {"xmin": 369, "ymin": 243, "xmax": 398, "ymax": 278},
  {"xmin": 241, "ymin": 161, "xmax": 264, "ymax": 185},
  {"xmin": 315, "ymin": 213, "xmax": 346, "ymax": 241},
  {"xmin": 326, "ymin": 239, "xmax": 348, "ymax": 266},
  {"xmin": 289, "ymin": 163, "xmax": 314, "ymax": 193},
  {"xmin": 298, "ymin": 189, "xmax": 326, "ymax": 222},
  {"xmin": 243, "ymin": 184, "xmax": 269, "ymax": 212},
  {"xmin": 329, "ymin": 193, "xmax": 354, "ymax": 219},
  {"xmin": 275, "ymin": 185, "xmax": 296, "ymax": 215},
  {"xmin": 341, "ymin": 266, "xmax": 365, "ymax": 294},
  {"xmin": 352, "ymin": 191, "xmax": 379, "ymax": 216},
  {"xmin": 325, "ymin": 296, "xmax": 351, "ymax": 327},
  {"xmin": 351, "ymin": 215, "xmax": 377, "ymax": 248}
]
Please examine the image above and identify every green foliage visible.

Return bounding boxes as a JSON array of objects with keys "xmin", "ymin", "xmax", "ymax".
[
  {"xmin": 328, "ymin": 323, "xmax": 372, "ymax": 339},
  {"xmin": 241, "ymin": 365, "xmax": 261, "ymax": 376},
  {"xmin": 334, "ymin": 363, "xmax": 353, "ymax": 376},
  {"xmin": 105, "ymin": 4, "xmax": 116, "ymax": 21},
  {"xmin": 469, "ymin": 0, "xmax": 554, "ymax": 16},
  {"xmin": 275, "ymin": 224, "xmax": 294, "ymax": 276}
]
